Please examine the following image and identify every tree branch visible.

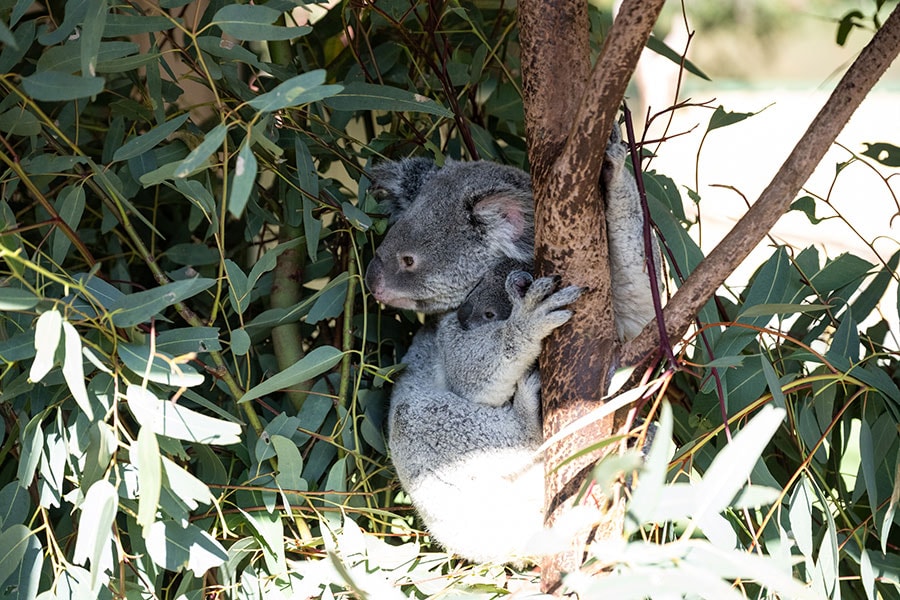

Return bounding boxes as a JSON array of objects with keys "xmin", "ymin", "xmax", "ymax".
[{"xmin": 622, "ymin": 3, "xmax": 900, "ymax": 366}]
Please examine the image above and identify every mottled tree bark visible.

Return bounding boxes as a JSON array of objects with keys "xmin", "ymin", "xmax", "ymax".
[
  {"xmin": 518, "ymin": 0, "xmax": 666, "ymax": 590},
  {"xmin": 518, "ymin": 0, "xmax": 900, "ymax": 593}
]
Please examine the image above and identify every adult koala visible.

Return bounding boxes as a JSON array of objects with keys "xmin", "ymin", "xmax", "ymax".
[
  {"xmin": 366, "ymin": 159, "xmax": 556, "ymax": 564},
  {"xmin": 365, "ymin": 128, "xmax": 655, "ymax": 564}
]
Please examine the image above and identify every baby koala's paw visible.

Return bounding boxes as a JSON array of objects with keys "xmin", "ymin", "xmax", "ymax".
[{"xmin": 512, "ymin": 275, "xmax": 583, "ymax": 340}]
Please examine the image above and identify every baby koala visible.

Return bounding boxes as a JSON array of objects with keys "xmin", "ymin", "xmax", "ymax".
[{"xmin": 435, "ymin": 260, "xmax": 581, "ymax": 409}]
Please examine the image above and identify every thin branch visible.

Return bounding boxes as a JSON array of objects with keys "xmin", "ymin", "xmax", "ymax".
[
  {"xmin": 623, "ymin": 3, "xmax": 900, "ymax": 366},
  {"xmin": 555, "ymin": 0, "xmax": 667, "ymax": 190}
]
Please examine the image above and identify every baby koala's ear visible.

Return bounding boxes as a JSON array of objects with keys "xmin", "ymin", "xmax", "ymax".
[
  {"xmin": 505, "ymin": 270, "xmax": 534, "ymax": 300},
  {"xmin": 369, "ymin": 158, "xmax": 438, "ymax": 221}
]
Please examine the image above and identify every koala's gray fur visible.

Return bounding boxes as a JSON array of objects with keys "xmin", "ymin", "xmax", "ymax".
[
  {"xmin": 456, "ymin": 257, "xmax": 532, "ymax": 330},
  {"xmin": 437, "ymin": 273, "xmax": 581, "ymax": 407},
  {"xmin": 366, "ymin": 125, "xmax": 657, "ymax": 564}
]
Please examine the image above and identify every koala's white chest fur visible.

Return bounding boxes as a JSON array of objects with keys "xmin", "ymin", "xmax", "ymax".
[{"xmin": 401, "ymin": 441, "xmax": 544, "ymax": 564}]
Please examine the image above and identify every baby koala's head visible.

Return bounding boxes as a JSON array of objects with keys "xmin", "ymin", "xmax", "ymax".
[{"xmin": 456, "ymin": 259, "xmax": 532, "ymax": 330}]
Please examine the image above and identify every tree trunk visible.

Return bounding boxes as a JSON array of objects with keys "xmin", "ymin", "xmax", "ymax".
[
  {"xmin": 518, "ymin": 0, "xmax": 666, "ymax": 591},
  {"xmin": 519, "ymin": 0, "xmax": 900, "ymax": 593}
]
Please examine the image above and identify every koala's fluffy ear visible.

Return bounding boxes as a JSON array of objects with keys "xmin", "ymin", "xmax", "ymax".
[
  {"xmin": 470, "ymin": 187, "xmax": 534, "ymax": 259},
  {"xmin": 369, "ymin": 158, "xmax": 438, "ymax": 220}
]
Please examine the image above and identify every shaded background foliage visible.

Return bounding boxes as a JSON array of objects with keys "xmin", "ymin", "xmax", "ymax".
[{"xmin": 0, "ymin": 0, "xmax": 897, "ymax": 598}]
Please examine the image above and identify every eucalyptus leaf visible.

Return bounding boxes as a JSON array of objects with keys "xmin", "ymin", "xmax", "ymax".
[
  {"xmin": 0, "ymin": 524, "xmax": 33, "ymax": 588},
  {"xmin": 126, "ymin": 385, "xmax": 242, "ymax": 445},
  {"xmin": 51, "ymin": 185, "xmax": 86, "ymax": 265},
  {"xmin": 239, "ymin": 346, "xmax": 343, "ymax": 403},
  {"xmin": 145, "ymin": 520, "xmax": 227, "ymax": 576},
  {"xmin": 211, "ymin": 5, "xmax": 310, "ymax": 41},
  {"xmin": 693, "ymin": 407, "xmax": 785, "ymax": 523},
  {"xmin": 246, "ymin": 70, "xmax": 342, "ymax": 113},
  {"xmin": 72, "ymin": 479, "xmax": 117, "ymax": 588},
  {"xmin": 325, "ymin": 82, "xmax": 453, "ymax": 117},
  {"xmin": 306, "ymin": 278, "xmax": 348, "ymax": 325},
  {"xmin": 228, "ymin": 141, "xmax": 257, "ymax": 218},
  {"xmin": 21, "ymin": 72, "xmax": 105, "ymax": 101},
  {"xmin": 29, "ymin": 310, "xmax": 62, "ymax": 382},
  {"xmin": 107, "ymin": 277, "xmax": 215, "ymax": 327},
  {"xmin": 118, "ymin": 343, "xmax": 205, "ymax": 388},
  {"xmin": 113, "ymin": 113, "xmax": 191, "ymax": 162},
  {"xmin": 134, "ymin": 427, "xmax": 161, "ymax": 533},
  {"xmin": 0, "ymin": 287, "xmax": 39, "ymax": 311},
  {"xmin": 62, "ymin": 322, "xmax": 93, "ymax": 420},
  {"xmin": 174, "ymin": 123, "xmax": 228, "ymax": 178}
]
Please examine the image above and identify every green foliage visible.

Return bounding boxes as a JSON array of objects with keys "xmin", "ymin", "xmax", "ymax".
[{"xmin": 0, "ymin": 1, "xmax": 897, "ymax": 599}]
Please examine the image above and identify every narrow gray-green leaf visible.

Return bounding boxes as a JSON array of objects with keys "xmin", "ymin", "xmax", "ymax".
[
  {"xmin": 302, "ymin": 196, "xmax": 321, "ymax": 261},
  {"xmin": 118, "ymin": 343, "xmax": 204, "ymax": 387},
  {"xmin": 0, "ymin": 107, "xmax": 40, "ymax": 136},
  {"xmin": 228, "ymin": 141, "xmax": 257, "ymax": 218},
  {"xmin": 62, "ymin": 321, "xmax": 93, "ymax": 420},
  {"xmin": 646, "ymin": 33, "xmax": 710, "ymax": 81},
  {"xmin": 17, "ymin": 415, "xmax": 43, "ymax": 488},
  {"xmin": 30, "ymin": 309, "xmax": 62, "ymax": 382},
  {"xmin": 739, "ymin": 302, "xmax": 831, "ymax": 318},
  {"xmin": 145, "ymin": 520, "xmax": 227, "ymax": 576},
  {"xmin": 155, "ymin": 327, "xmax": 221, "ymax": 355},
  {"xmin": 51, "ymin": 185, "xmax": 86, "ymax": 265},
  {"xmin": 127, "ymin": 384, "xmax": 242, "ymax": 445},
  {"xmin": 272, "ymin": 435, "xmax": 305, "ymax": 492},
  {"xmin": 103, "ymin": 14, "xmax": 176, "ymax": 36},
  {"xmin": 211, "ymin": 4, "xmax": 310, "ymax": 41},
  {"xmin": 107, "ymin": 277, "xmax": 215, "ymax": 327},
  {"xmin": 0, "ymin": 524, "xmax": 33, "ymax": 587},
  {"xmin": 295, "ymin": 137, "xmax": 318, "ymax": 198},
  {"xmin": 239, "ymin": 345, "xmax": 343, "ymax": 403},
  {"xmin": 113, "ymin": 113, "xmax": 191, "ymax": 162},
  {"xmin": 224, "ymin": 259, "xmax": 250, "ymax": 315},
  {"xmin": 72, "ymin": 479, "xmax": 117, "ymax": 589},
  {"xmin": 246, "ymin": 70, "xmax": 342, "ymax": 112},
  {"xmin": 341, "ymin": 201, "xmax": 372, "ymax": 231},
  {"xmin": 134, "ymin": 427, "xmax": 161, "ymax": 533},
  {"xmin": 325, "ymin": 82, "xmax": 453, "ymax": 117},
  {"xmin": 80, "ymin": 0, "xmax": 108, "ymax": 77},
  {"xmin": 174, "ymin": 123, "xmax": 228, "ymax": 178},
  {"xmin": 0, "ymin": 287, "xmax": 39, "ymax": 311},
  {"xmin": 694, "ymin": 406, "xmax": 785, "ymax": 522},
  {"xmin": 306, "ymin": 278, "xmax": 348, "ymax": 324},
  {"xmin": 21, "ymin": 72, "xmax": 104, "ymax": 101},
  {"xmin": 859, "ymin": 419, "xmax": 880, "ymax": 531}
]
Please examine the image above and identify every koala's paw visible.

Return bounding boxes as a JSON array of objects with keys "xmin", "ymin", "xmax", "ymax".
[
  {"xmin": 602, "ymin": 124, "xmax": 627, "ymax": 184},
  {"xmin": 514, "ymin": 370, "xmax": 542, "ymax": 421},
  {"xmin": 512, "ymin": 276, "xmax": 583, "ymax": 340}
]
